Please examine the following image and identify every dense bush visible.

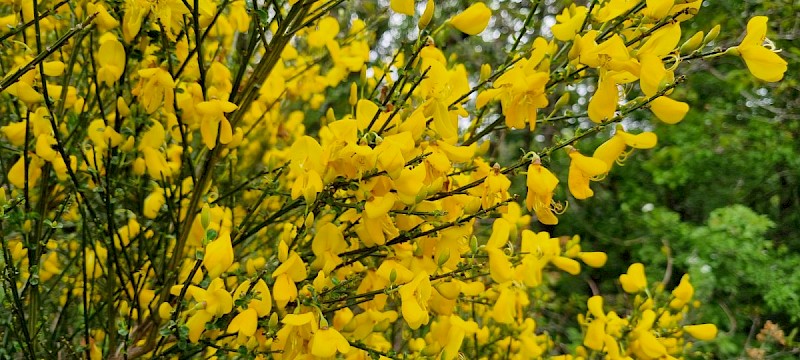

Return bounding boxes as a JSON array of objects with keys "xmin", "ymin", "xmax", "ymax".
[{"xmin": 0, "ymin": 0, "xmax": 789, "ymax": 358}]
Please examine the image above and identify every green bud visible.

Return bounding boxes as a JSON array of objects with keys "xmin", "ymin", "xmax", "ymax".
[
  {"xmin": 469, "ymin": 235, "xmax": 479, "ymax": 253},
  {"xmin": 553, "ymin": 92, "xmax": 570, "ymax": 112},
  {"xmin": 479, "ymin": 64, "xmax": 492, "ymax": 82},
  {"xmin": 201, "ymin": 203, "xmax": 211, "ymax": 229},
  {"xmin": 702, "ymin": 25, "xmax": 720, "ymax": 46},
  {"xmin": 389, "ymin": 269, "xmax": 398, "ymax": 284},
  {"xmin": 437, "ymin": 250, "xmax": 450, "ymax": 267},
  {"xmin": 680, "ymin": 31, "xmax": 704, "ymax": 55},
  {"xmin": 349, "ymin": 82, "xmax": 358, "ymax": 107}
]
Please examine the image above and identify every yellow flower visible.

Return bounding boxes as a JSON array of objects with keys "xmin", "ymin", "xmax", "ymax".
[
  {"xmin": 491, "ymin": 285, "xmax": 516, "ymax": 324},
  {"xmin": 202, "ymin": 231, "xmax": 234, "ymax": 279},
  {"xmin": 311, "ymin": 223, "xmax": 348, "ymax": 274},
  {"xmin": 272, "ymin": 251, "xmax": 307, "ymax": 309},
  {"xmin": 449, "ymin": 2, "xmax": 491, "ymax": 36},
  {"xmin": 578, "ymin": 252, "xmax": 608, "ymax": 268},
  {"xmin": 567, "ymin": 148, "xmax": 608, "ymax": 200},
  {"xmin": 486, "ymin": 247, "xmax": 514, "ymax": 284},
  {"xmin": 737, "ymin": 16, "xmax": 788, "ymax": 82},
  {"xmin": 186, "ymin": 310, "xmax": 213, "ymax": 343},
  {"xmin": 670, "ymin": 274, "xmax": 694, "ymax": 309},
  {"xmin": 594, "ymin": 125, "xmax": 657, "ymax": 170},
  {"xmin": 619, "ymin": 263, "xmax": 647, "ymax": 293},
  {"xmin": 683, "ymin": 324, "xmax": 718, "ymax": 341},
  {"xmin": 584, "ymin": 318, "xmax": 606, "ymax": 351},
  {"xmin": 477, "ymin": 56, "xmax": 550, "ymax": 130},
  {"xmin": 638, "ymin": 330, "xmax": 667, "ymax": 358},
  {"xmin": 551, "ymin": 5, "xmax": 587, "ymax": 41},
  {"xmin": 311, "ymin": 326, "xmax": 351, "ymax": 357},
  {"xmin": 201, "ymin": 278, "xmax": 234, "ymax": 317},
  {"xmin": 649, "ymin": 96, "xmax": 689, "ymax": 124},
  {"xmin": 233, "ymin": 279, "xmax": 272, "ymax": 316},
  {"xmin": 525, "ymin": 161, "xmax": 560, "ymax": 225},
  {"xmin": 399, "ymin": 271, "xmax": 431, "ymax": 329},
  {"xmin": 97, "ymin": 36, "xmax": 126, "ymax": 86},
  {"xmin": 197, "ymin": 99, "xmax": 237, "ymax": 149},
  {"xmin": 227, "ymin": 308, "xmax": 258, "ymax": 337},
  {"xmin": 588, "ymin": 74, "xmax": 618, "ymax": 123},
  {"xmin": 135, "ymin": 68, "xmax": 175, "ymax": 114}
]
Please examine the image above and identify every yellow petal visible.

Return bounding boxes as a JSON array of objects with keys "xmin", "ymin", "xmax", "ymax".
[
  {"xmin": 619, "ymin": 131, "xmax": 657, "ymax": 149},
  {"xmin": 741, "ymin": 16, "xmax": 768, "ymax": 48},
  {"xmin": 281, "ymin": 312, "xmax": 314, "ymax": 326},
  {"xmin": 186, "ymin": 311, "xmax": 213, "ymax": 343},
  {"xmin": 418, "ymin": 0, "xmax": 434, "ymax": 29},
  {"xmin": 740, "ymin": 44, "xmax": 788, "ymax": 82},
  {"xmin": 486, "ymin": 218, "xmax": 511, "ymax": 248},
  {"xmin": 639, "ymin": 331, "xmax": 667, "ymax": 358},
  {"xmin": 365, "ymin": 192, "xmax": 397, "ymax": 219},
  {"xmin": 683, "ymin": 324, "xmax": 718, "ymax": 341},
  {"xmin": 619, "ymin": 263, "xmax": 647, "ymax": 293},
  {"xmin": 578, "ymin": 252, "xmax": 608, "ymax": 268},
  {"xmin": 227, "ymin": 308, "xmax": 258, "ymax": 336},
  {"xmin": 587, "ymin": 296, "xmax": 605, "ymax": 320},
  {"xmin": 390, "ymin": 0, "xmax": 414, "ymax": 15},
  {"xmin": 593, "ymin": 135, "xmax": 626, "ymax": 169},
  {"xmin": 584, "ymin": 318, "xmax": 606, "ymax": 351},
  {"xmin": 650, "ymin": 96, "xmax": 689, "ymax": 124},
  {"xmin": 203, "ymin": 232, "xmax": 234, "ymax": 279},
  {"xmin": 449, "ymin": 2, "xmax": 491, "ymax": 36},
  {"xmin": 491, "ymin": 287, "xmax": 516, "ymax": 324},
  {"xmin": 552, "ymin": 256, "xmax": 581, "ymax": 275},
  {"xmin": 486, "ymin": 247, "xmax": 514, "ymax": 283},
  {"xmin": 312, "ymin": 327, "xmax": 351, "ymax": 357},
  {"xmin": 588, "ymin": 76, "xmax": 618, "ymax": 123}
]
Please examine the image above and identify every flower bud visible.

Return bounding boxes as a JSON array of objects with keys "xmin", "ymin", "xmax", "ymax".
[
  {"xmin": 348, "ymin": 82, "xmax": 358, "ymax": 106},
  {"xmin": 680, "ymin": 31, "xmax": 704, "ymax": 55},
  {"xmin": 418, "ymin": 0, "xmax": 434, "ymax": 30},
  {"xmin": 201, "ymin": 203, "xmax": 211, "ymax": 229},
  {"xmin": 703, "ymin": 24, "xmax": 720, "ymax": 46}
]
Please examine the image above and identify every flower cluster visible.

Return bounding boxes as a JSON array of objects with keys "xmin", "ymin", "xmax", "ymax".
[{"xmin": 0, "ymin": 0, "xmax": 785, "ymax": 358}]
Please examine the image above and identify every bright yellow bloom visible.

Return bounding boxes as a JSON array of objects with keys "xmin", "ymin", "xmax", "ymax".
[
  {"xmin": 737, "ymin": 16, "xmax": 788, "ymax": 82},
  {"xmin": 650, "ymin": 96, "xmax": 689, "ymax": 124},
  {"xmin": 619, "ymin": 263, "xmax": 647, "ymax": 293},
  {"xmin": 491, "ymin": 285, "xmax": 516, "ymax": 324},
  {"xmin": 311, "ymin": 326, "xmax": 351, "ymax": 357},
  {"xmin": 449, "ymin": 2, "xmax": 491, "ymax": 36},
  {"xmin": 227, "ymin": 308, "xmax": 258, "ymax": 336},
  {"xmin": 197, "ymin": 99, "xmax": 237, "ymax": 149},
  {"xmin": 477, "ymin": 55, "xmax": 550, "ymax": 130},
  {"xmin": 186, "ymin": 311, "xmax": 213, "ymax": 343},
  {"xmin": 578, "ymin": 252, "xmax": 608, "ymax": 268},
  {"xmin": 399, "ymin": 271, "xmax": 431, "ymax": 329},
  {"xmin": 525, "ymin": 161, "xmax": 560, "ymax": 224},
  {"xmin": 202, "ymin": 231, "xmax": 234, "ymax": 279},
  {"xmin": 670, "ymin": 274, "xmax": 694, "ymax": 309},
  {"xmin": 143, "ymin": 189, "xmax": 165, "ymax": 219},
  {"xmin": 551, "ymin": 5, "xmax": 587, "ymax": 41},
  {"xmin": 97, "ymin": 36, "xmax": 126, "ymax": 86},
  {"xmin": 486, "ymin": 247, "xmax": 514, "ymax": 284},
  {"xmin": 567, "ymin": 148, "xmax": 608, "ymax": 200},
  {"xmin": 584, "ymin": 317, "xmax": 606, "ymax": 351},
  {"xmin": 311, "ymin": 223, "xmax": 348, "ymax": 274},
  {"xmin": 594, "ymin": 125, "xmax": 657, "ymax": 170}
]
